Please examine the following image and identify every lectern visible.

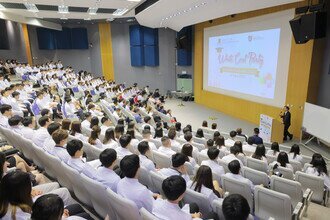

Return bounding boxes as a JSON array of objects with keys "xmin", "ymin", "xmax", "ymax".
[{"xmin": 259, "ymin": 114, "xmax": 284, "ymax": 144}]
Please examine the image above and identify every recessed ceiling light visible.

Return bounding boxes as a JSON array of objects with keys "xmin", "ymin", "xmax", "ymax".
[
  {"xmin": 58, "ymin": 5, "xmax": 69, "ymax": 14},
  {"xmin": 24, "ymin": 3, "xmax": 39, "ymax": 13},
  {"xmin": 60, "ymin": 17, "xmax": 68, "ymax": 20},
  {"xmin": 84, "ymin": 18, "xmax": 91, "ymax": 21},
  {"xmin": 0, "ymin": 4, "xmax": 6, "ymax": 10},
  {"xmin": 88, "ymin": 7, "xmax": 98, "ymax": 15},
  {"xmin": 113, "ymin": 8, "xmax": 129, "ymax": 16}
]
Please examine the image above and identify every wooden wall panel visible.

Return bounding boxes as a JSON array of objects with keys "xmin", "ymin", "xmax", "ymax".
[
  {"xmin": 99, "ymin": 23, "xmax": 115, "ymax": 81},
  {"xmin": 194, "ymin": 1, "xmax": 317, "ymax": 137},
  {"xmin": 22, "ymin": 24, "xmax": 32, "ymax": 65}
]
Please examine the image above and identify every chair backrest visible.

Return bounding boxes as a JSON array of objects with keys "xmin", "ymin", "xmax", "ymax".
[
  {"xmin": 301, "ymin": 155, "xmax": 312, "ymax": 166},
  {"xmin": 81, "ymin": 126, "xmax": 92, "ymax": 137},
  {"xmin": 82, "ymin": 141, "xmax": 102, "ymax": 161},
  {"xmin": 303, "ymin": 163, "xmax": 312, "ymax": 172},
  {"xmin": 140, "ymin": 207, "xmax": 158, "ymax": 220},
  {"xmin": 220, "ymin": 132, "xmax": 230, "ymax": 139},
  {"xmin": 212, "ymin": 199, "xmax": 225, "ymax": 220},
  {"xmin": 184, "ymin": 161, "xmax": 194, "ymax": 176},
  {"xmin": 60, "ymin": 162, "xmax": 93, "ymax": 207},
  {"xmin": 270, "ymin": 175, "xmax": 303, "ymax": 207},
  {"xmin": 221, "ymin": 175, "xmax": 253, "ymax": 211},
  {"xmin": 80, "ymin": 174, "xmax": 117, "ymax": 219},
  {"xmin": 254, "ymin": 186, "xmax": 292, "ymax": 220},
  {"xmin": 149, "ymin": 139, "xmax": 161, "ymax": 148},
  {"xmin": 278, "ymin": 166, "xmax": 294, "ymax": 180},
  {"xmin": 138, "ymin": 166, "xmax": 153, "ymax": 190},
  {"xmin": 295, "ymin": 171, "xmax": 325, "ymax": 204},
  {"xmin": 193, "ymin": 142, "xmax": 206, "ymax": 151},
  {"xmin": 242, "ymin": 167, "xmax": 269, "ymax": 187},
  {"xmin": 192, "ymin": 136, "xmax": 207, "ymax": 145},
  {"xmin": 218, "ymin": 159, "xmax": 229, "ymax": 173},
  {"xmin": 289, "ymin": 160, "xmax": 302, "ymax": 173},
  {"xmin": 106, "ymin": 188, "xmax": 142, "ymax": 220},
  {"xmin": 266, "ymin": 154, "xmax": 277, "ymax": 164},
  {"xmin": 150, "ymin": 171, "xmax": 166, "ymax": 196},
  {"xmin": 183, "ymin": 188, "xmax": 213, "ymax": 214},
  {"xmin": 246, "ymin": 157, "xmax": 268, "ymax": 173},
  {"xmin": 198, "ymin": 152, "xmax": 209, "ymax": 165},
  {"xmin": 152, "ymin": 151, "xmax": 171, "ymax": 169}
]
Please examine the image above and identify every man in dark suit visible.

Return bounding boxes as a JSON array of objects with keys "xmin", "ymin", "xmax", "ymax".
[
  {"xmin": 281, "ymin": 106, "xmax": 293, "ymax": 141},
  {"xmin": 249, "ymin": 128, "xmax": 263, "ymax": 145}
]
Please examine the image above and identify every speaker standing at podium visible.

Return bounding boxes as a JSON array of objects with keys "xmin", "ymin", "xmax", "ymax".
[{"xmin": 280, "ymin": 106, "xmax": 293, "ymax": 141}]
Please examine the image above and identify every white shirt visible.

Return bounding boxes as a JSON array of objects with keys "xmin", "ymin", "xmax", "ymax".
[
  {"xmin": 67, "ymin": 157, "xmax": 98, "ymax": 179},
  {"xmin": 170, "ymin": 139, "xmax": 181, "ymax": 148},
  {"xmin": 225, "ymin": 138, "xmax": 236, "ymax": 147},
  {"xmin": 222, "ymin": 154, "xmax": 244, "ymax": 168},
  {"xmin": 139, "ymin": 155, "xmax": 156, "ymax": 172},
  {"xmin": 188, "ymin": 156, "xmax": 197, "ymax": 168},
  {"xmin": 158, "ymin": 146, "xmax": 176, "ymax": 157},
  {"xmin": 266, "ymin": 150, "xmax": 279, "ymax": 157},
  {"xmin": 1, "ymin": 207, "xmax": 31, "ymax": 220},
  {"xmin": 142, "ymin": 123, "xmax": 155, "ymax": 134},
  {"xmin": 103, "ymin": 139, "xmax": 119, "ymax": 149},
  {"xmin": 243, "ymin": 144, "xmax": 256, "ymax": 154},
  {"xmin": 269, "ymin": 161, "xmax": 294, "ymax": 172},
  {"xmin": 115, "ymin": 147, "xmax": 133, "ymax": 159},
  {"xmin": 223, "ymin": 173, "xmax": 255, "ymax": 193},
  {"xmin": 96, "ymin": 166, "xmax": 121, "ymax": 192},
  {"xmin": 72, "ymin": 132, "xmax": 88, "ymax": 142},
  {"xmin": 20, "ymin": 126, "xmax": 36, "ymax": 139},
  {"xmin": 305, "ymin": 167, "xmax": 330, "ymax": 189},
  {"xmin": 43, "ymin": 136, "xmax": 55, "ymax": 153},
  {"xmin": 117, "ymin": 177, "xmax": 155, "ymax": 212},
  {"xmin": 33, "ymin": 127, "xmax": 50, "ymax": 147},
  {"xmin": 188, "ymin": 181, "xmax": 221, "ymax": 204},
  {"xmin": 81, "ymin": 120, "xmax": 90, "ymax": 130},
  {"xmin": 0, "ymin": 115, "xmax": 9, "ymax": 128},
  {"xmin": 158, "ymin": 168, "xmax": 190, "ymax": 182},
  {"xmin": 288, "ymin": 153, "xmax": 303, "ymax": 163},
  {"xmin": 141, "ymin": 139, "xmax": 157, "ymax": 151},
  {"xmin": 152, "ymin": 199, "xmax": 192, "ymax": 220},
  {"xmin": 52, "ymin": 146, "xmax": 71, "ymax": 163},
  {"xmin": 201, "ymin": 160, "xmax": 225, "ymax": 176}
]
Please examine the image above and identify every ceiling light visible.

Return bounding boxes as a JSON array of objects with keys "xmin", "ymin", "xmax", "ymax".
[
  {"xmin": 106, "ymin": 18, "xmax": 114, "ymax": 22},
  {"xmin": 58, "ymin": 5, "xmax": 69, "ymax": 14},
  {"xmin": 88, "ymin": 7, "xmax": 98, "ymax": 15},
  {"xmin": 84, "ymin": 17, "xmax": 91, "ymax": 21},
  {"xmin": 24, "ymin": 3, "xmax": 39, "ymax": 13},
  {"xmin": 127, "ymin": 0, "xmax": 141, "ymax": 2},
  {"xmin": 60, "ymin": 17, "xmax": 68, "ymax": 20},
  {"xmin": 113, "ymin": 8, "xmax": 129, "ymax": 16},
  {"xmin": 0, "ymin": 4, "xmax": 6, "ymax": 10}
]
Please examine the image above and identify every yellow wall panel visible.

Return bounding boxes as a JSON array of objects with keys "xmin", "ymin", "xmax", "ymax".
[
  {"xmin": 21, "ymin": 24, "xmax": 32, "ymax": 65},
  {"xmin": 99, "ymin": 23, "xmax": 115, "ymax": 81}
]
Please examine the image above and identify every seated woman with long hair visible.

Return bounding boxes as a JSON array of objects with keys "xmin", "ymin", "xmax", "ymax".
[
  {"xmin": 70, "ymin": 121, "xmax": 87, "ymax": 142},
  {"xmin": 305, "ymin": 153, "xmax": 330, "ymax": 189},
  {"xmin": 251, "ymin": 145, "xmax": 267, "ymax": 163},
  {"xmin": 181, "ymin": 143, "xmax": 197, "ymax": 167},
  {"xmin": 195, "ymin": 128, "xmax": 204, "ymax": 138},
  {"xmin": 188, "ymin": 165, "xmax": 223, "ymax": 204},
  {"xmin": 269, "ymin": 152, "xmax": 293, "ymax": 172},
  {"xmin": 266, "ymin": 142, "xmax": 280, "ymax": 157},
  {"xmin": 88, "ymin": 125, "xmax": 103, "ymax": 149},
  {"xmin": 126, "ymin": 129, "xmax": 139, "ymax": 151},
  {"xmin": 103, "ymin": 128, "xmax": 119, "ymax": 149},
  {"xmin": 89, "ymin": 116, "xmax": 99, "ymax": 129},
  {"xmin": 288, "ymin": 144, "xmax": 303, "ymax": 163},
  {"xmin": 214, "ymin": 136, "xmax": 229, "ymax": 158}
]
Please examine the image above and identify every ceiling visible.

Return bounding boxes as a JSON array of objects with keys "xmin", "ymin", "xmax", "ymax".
[
  {"xmin": 0, "ymin": 0, "xmax": 304, "ymax": 29},
  {"xmin": 0, "ymin": 0, "xmax": 144, "ymax": 22}
]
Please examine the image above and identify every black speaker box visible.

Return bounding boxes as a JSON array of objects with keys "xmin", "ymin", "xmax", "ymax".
[{"xmin": 290, "ymin": 11, "xmax": 327, "ymax": 44}]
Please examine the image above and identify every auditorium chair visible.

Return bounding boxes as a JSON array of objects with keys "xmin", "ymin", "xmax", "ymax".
[
  {"xmin": 242, "ymin": 167, "xmax": 269, "ymax": 187},
  {"xmin": 183, "ymin": 188, "xmax": 213, "ymax": 215},
  {"xmin": 140, "ymin": 207, "xmax": 158, "ymax": 220}
]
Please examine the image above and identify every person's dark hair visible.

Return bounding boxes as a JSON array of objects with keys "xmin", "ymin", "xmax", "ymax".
[
  {"xmin": 207, "ymin": 147, "xmax": 220, "ymax": 160},
  {"xmin": 99, "ymin": 149, "xmax": 117, "ymax": 168},
  {"xmin": 101, "ymin": 116, "xmax": 109, "ymax": 124},
  {"xmin": 196, "ymin": 128, "xmax": 204, "ymax": 138},
  {"xmin": 172, "ymin": 153, "xmax": 188, "ymax": 168},
  {"xmin": 277, "ymin": 152, "xmax": 290, "ymax": 167},
  {"xmin": 40, "ymin": 109, "xmax": 50, "ymax": 117},
  {"xmin": 211, "ymin": 123, "xmax": 217, "ymax": 130},
  {"xmin": 66, "ymin": 139, "xmax": 83, "ymax": 156},
  {"xmin": 168, "ymin": 129, "xmax": 176, "ymax": 140},
  {"xmin": 310, "ymin": 153, "xmax": 328, "ymax": 176},
  {"xmin": 247, "ymin": 136, "xmax": 254, "ymax": 145},
  {"xmin": 138, "ymin": 141, "xmax": 150, "ymax": 155},
  {"xmin": 192, "ymin": 165, "xmax": 220, "ymax": 197},
  {"xmin": 222, "ymin": 194, "xmax": 250, "ymax": 220},
  {"xmin": 52, "ymin": 129, "xmax": 68, "ymax": 145},
  {"xmin": 119, "ymin": 134, "xmax": 132, "ymax": 148},
  {"xmin": 0, "ymin": 152, "xmax": 6, "ymax": 178},
  {"xmin": 162, "ymin": 175, "xmax": 186, "ymax": 201},
  {"xmin": 126, "ymin": 129, "xmax": 136, "ymax": 139},
  {"xmin": 144, "ymin": 125, "xmax": 151, "ymax": 131},
  {"xmin": 31, "ymin": 194, "xmax": 64, "ymax": 220},
  {"xmin": 120, "ymin": 154, "xmax": 140, "ymax": 178},
  {"xmin": 186, "ymin": 124, "xmax": 192, "ymax": 132},
  {"xmin": 38, "ymin": 116, "xmax": 50, "ymax": 127},
  {"xmin": 144, "ymin": 116, "xmax": 151, "ymax": 124},
  {"xmin": 230, "ymin": 145, "xmax": 240, "ymax": 155},
  {"xmin": 202, "ymin": 120, "xmax": 208, "ymax": 127},
  {"xmin": 181, "ymin": 143, "xmax": 193, "ymax": 158},
  {"xmin": 0, "ymin": 104, "xmax": 12, "ymax": 114},
  {"xmin": 84, "ymin": 112, "xmax": 92, "ymax": 120},
  {"xmin": 104, "ymin": 128, "xmax": 116, "ymax": 144},
  {"xmin": 117, "ymin": 119, "xmax": 125, "ymax": 125},
  {"xmin": 206, "ymin": 139, "xmax": 214, "ymax": 147},
  {"xmin": 236, "ymin": 128, "xmax": 242, "ymax": 135},
  {"xmin": 228, "ymin": 160, "xmax": 241, "ymax": 174},
  {"xmin": 184, "ymin": 132, "xmax": 193, "ymax": 142},
  {"xmin": 8, "ymin": 115, "xmax": 22, "ymax": 126},
  {"xmin": 271, "ymin": 142, "xmax": 280, "ymax": 155},
  {"xmin": 61, "ymin": 119, "xmax": 71, "ymax": 131},
  {"xmin": 22, "ymin": 116, "xmax": 33, "ymax": 127},
  {"xmin": 127, "ymin": 121, "xmax": 135, "ymax": 130},
  {"xmin": 175, "ymin": 122, "xmax": 181, "ymax": 132},
  {"xmin": 90, "ymin": 116, "xmax": 99, "ymax": 129},
  {"xmin": 229, "ymin": 130, "xmax": 237, "ymax": 138},
  {"xmin": 88, "ymin": 125, "xmax": 101, "ymax": 145},
  {"xmin": 215, "ymin": 136, "xmax": 225, "ymax": 148},
  {"xmin": 285, "ymin": 106, "xmax": 290, "ymax": 111},
  {"xmin": 154, "ymin": 127, "xmax": 163, "ymax": 139},
  {"xmin": 254, "ymin": 127, "xmax": 260, "ymax": 135},
  {"xmin": 70, "ymin": 121, "xmax": 82, "ymax": 136},
  {"xmin": 115, "ymin": 124, "xmax": 125, "ymax": 135},
  {"xmin": 11, "ymin": 91, "xmax": 19, "ymax": 98},
  {"xmin": 47, "ymin": 122, "xmax": 61, "ymax": 135},
  {"xmin": 252, "ymin": 144, "xmax": 266, "ymax": 160},
  {"xmin": 234, "ymin": 141, "xmax": 244, "ymax": 155},
  {"xmin": 290, "ymin": 144, "xmax": 300, "ymax": 159},
  {"xmin": 213, "ymin": 131, "xmax": 221, "ymax": 141},
  {"xmin": 0, "ymin": 171, "xmax": 33, "ymax": 218}
]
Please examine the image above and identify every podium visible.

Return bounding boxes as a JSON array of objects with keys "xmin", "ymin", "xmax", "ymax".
[{"xmin": 259, "ymin": 114, "xmax": 284, "ymax": 144}]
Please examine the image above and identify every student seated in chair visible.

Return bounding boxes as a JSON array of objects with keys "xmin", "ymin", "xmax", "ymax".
[
  {"xmin": 158, "ymin": 136, "xmax": 176, "ymax": 157},
  {"xmin": 152, "ymin": 175, "xmax": 202, "ymax": 220},
  {"xmin": 200, "ymin": 139, "xmax": 214, "ymax": 155},
  {"xmin": 51, "ymin": 129, "xmax": 71, "ymax": 163},
  {"xmin": 222, "ymin": 145, "xmax": 244, "ymax": 168},
  {"xmin": 222, "ymin": 194, "xmax": 251, "ymax": 220},
  {"xmin": 115, "ymin": 134, "xmax": 133, "ymax": 159},
  {"xmin": 117, "ymin": 154, "xmax": 161, "ymax": 212},
  {"xmin": 96, "ymin": 149, "xmax": 121, "ymax": 192},
  {"xmin": 201, "ymin": 147, "xmax": 225, "ymax": 176},
  {"xmin": 138, "ymin": 141, "xmax": 156, "ymax": 172},
  {"xmin": 158, "ymin": 153, "xmax": 190, "ymax": 182},
  {"xmin": 43, "ymin": 122, "xmax": 61, "ymax": 153}
]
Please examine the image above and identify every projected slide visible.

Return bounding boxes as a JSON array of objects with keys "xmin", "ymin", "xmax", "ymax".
[{"xmin": 207, "ymin": 28, "xmax": 281, "ymax": 99}]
